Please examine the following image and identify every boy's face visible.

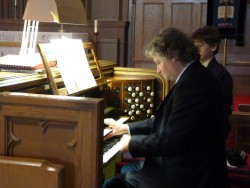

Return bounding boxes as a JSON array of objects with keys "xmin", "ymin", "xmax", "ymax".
[{"xmin": 194, "ymin": 41, "xmax": 217, "ymax": 64}]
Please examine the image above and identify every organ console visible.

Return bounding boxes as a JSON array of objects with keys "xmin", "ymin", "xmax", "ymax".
[{"xmin": 0, "ymin": 43, "xmax": 168, "ymax": 187}]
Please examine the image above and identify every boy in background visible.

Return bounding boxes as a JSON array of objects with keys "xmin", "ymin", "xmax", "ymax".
[{"xmin": 191, "ymin": 25, "xmax": 233, "ymax": 138}]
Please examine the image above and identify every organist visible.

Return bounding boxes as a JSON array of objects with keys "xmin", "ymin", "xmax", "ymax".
[{"xmin": 102, "ymin": 27, "xmax": 228, "ymax": 188}]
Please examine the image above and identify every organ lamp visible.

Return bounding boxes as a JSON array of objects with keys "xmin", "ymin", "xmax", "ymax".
[{"xmin": 21, "ymin": 0, "xmax": 87, "ymax": 55}]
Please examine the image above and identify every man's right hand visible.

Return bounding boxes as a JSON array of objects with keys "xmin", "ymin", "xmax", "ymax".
[{"xmin": 104, "ymin": 118, "xmax": 129, "ymax": 139}]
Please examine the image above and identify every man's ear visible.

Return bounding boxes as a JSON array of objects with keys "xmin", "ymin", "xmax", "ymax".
[
  {"xmin": 170, "ymin": 56, "xmax": 176, "ymax": 64},
  {"xmin": 170, "ymin": 53, "xmax": 177, "ymax": 63},
  {"xmin": 211, "ymin": 44, "xmax": 218, "ymax": 52}
]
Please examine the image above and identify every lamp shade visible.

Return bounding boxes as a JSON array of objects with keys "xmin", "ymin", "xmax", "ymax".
[{"xmin": 23, "ymin": 0, "xmax": 87, "ymax": 25}]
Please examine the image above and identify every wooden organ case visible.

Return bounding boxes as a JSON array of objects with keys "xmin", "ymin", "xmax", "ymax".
[{"xmin": 0, "ymin": 43, "xmax": 168, "ymax": 188}]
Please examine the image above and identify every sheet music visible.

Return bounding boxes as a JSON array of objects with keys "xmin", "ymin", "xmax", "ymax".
[{"xmin": 50, "ymin": 39, "xmax": 97, "ymax": 94}]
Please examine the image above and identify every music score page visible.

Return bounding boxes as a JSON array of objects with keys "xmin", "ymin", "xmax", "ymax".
[{"xmin": 51, "ymin": 39, "xmax": 97, "ymax": 94}]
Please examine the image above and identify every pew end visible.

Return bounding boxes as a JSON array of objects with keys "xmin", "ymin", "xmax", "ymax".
[
  {"xmin": 0, "ymin": 91, "xmax": 104, "ymax": 188},
  {"xmin": 227, "ymin": 111, "xmax": 250, "ymax": 187},
  {"xmin": 228, "ymin": 112, "xmax": 250, "ymax": 153},
  {"xmin": 0, "ymin": 156, "xmax": 64, "ymax": 188},
  {"xmin": 239, "ymin": 104, "xmax": 250, "ymax": 113}
]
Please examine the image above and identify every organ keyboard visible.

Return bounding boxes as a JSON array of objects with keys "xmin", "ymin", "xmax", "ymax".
[
  {"xmin": 103, "ymin": 137, "xmax": 121, "ymax": 164},
  {"xmin": 103, "ymin": 116, "xmax": 129, "ymax": 164}
]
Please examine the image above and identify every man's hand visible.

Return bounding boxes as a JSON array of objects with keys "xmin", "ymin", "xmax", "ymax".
[
  {"xmin": 120, "ymin": 134, "xmax": 131, "ymax": 152},
  {"xmin": 104, "ymin": 118, "xmax": 129, "ymax": 139}
]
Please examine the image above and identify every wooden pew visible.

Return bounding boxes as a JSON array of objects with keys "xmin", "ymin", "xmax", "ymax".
[
  {"xmin": 0, "ymin": 156, "xmax": 63, "ymax": 188},
  {"xmin": 239, "ymin": 104, "xmax": 250, "ymax": 112},
  {"xmin": 228, "ymin": 112, "xmax": 250, "ymax": 187},
  {"xmin": 229, "ymin": 112, "xmax": 250, "ymax": 152},
  {"xmin": 0, "ymin": 92, "xmax": 104, "ymax": 188}
]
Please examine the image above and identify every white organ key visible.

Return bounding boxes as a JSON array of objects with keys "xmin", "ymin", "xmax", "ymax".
[
  {"xmin": 116, "ymin": 116, "xmax": 129, "ymax": 124},
  {"xmin": 103, "ymin": 141, "xmax": 121, "ymax": 164}
]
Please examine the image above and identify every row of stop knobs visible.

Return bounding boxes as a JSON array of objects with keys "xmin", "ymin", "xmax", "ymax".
[{"xmin": 123, "ymin": 85, "xmax": 155, "ymax": 120}]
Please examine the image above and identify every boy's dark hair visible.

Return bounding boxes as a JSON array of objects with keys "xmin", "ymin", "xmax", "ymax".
[
  {"xmin": 191, "ymin": 26, "xmax": 221, "ymax": 54},
  {"xmin": 145, "ymin": 27, "xmax": 199, "ymax": 65}
]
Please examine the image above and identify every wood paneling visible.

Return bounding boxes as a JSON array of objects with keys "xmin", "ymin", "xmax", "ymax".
[
  {"xmin": 226, "ymin": 63, "xmax": 250, "ymax": 96},
  {"xmin": 200, "ymin": 3, "xmax": 207, "ymax": 26},
  {"xmin": 91, "ymin": 0, "xmax": 121, "ymax": 20},
  {"xmin": 90, "ymin": 21, "xmax": 129, "ymax": 67},
  {"xmin": 143, "ymin": 3, "xmax": 164, "ymax": 57},
  {"xmin": 97, "ymin": 38, "xmax": 118, "ymax": 63},
  {"xmin": 0, "ymin": 0, "xmax": 27, "ymax": 19},
  {"xmin": 132, "ymin": 0, "xmax": 208, "ymax": 67},
  {"xmin": 171, "ymin": 3, "xmax": 194, "ymax": 33},
  {"xmin": 87, "ymin": 0, "xmax": 129, "ymax": 21},
  {"xmin": 134, "ymin": 2, "xmax": 165, "ymax": 60}
]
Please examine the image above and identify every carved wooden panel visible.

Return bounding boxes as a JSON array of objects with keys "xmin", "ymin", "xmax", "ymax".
[
  {"xmin": 6, "ymin": 117, "xmax": 76, "ymax": 157},
  {"xmin": 6, "ymin": 117, "xmax": 77, "ymax": 187},
  {"xmin": 0, "ymin": 92, "xmax": 104, "ymax": 188}
]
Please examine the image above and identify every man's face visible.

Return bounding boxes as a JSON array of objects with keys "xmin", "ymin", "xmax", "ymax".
[
  {"xmin": 153, "ymin": 55, "xmax": 177, "ymax": 81},
  {"xmin": 194, "ymin": 41, "xmax": 216, "ymax": 63}
]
